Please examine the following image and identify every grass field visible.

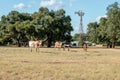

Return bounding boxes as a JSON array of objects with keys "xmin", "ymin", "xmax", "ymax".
[{"xmin": 0, "ymin": 47, "xmax": 120, "ymax": 80}]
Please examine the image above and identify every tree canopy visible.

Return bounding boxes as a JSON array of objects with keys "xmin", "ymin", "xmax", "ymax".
[
  {"xmin": 87, "ymin": 2, "xmax": 120, "ymax": 48},
  {"xmin": 0, "ymin": 7, "xmax": 73, "ymax": 47}
]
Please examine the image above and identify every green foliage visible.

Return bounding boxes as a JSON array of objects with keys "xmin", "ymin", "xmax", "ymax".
[
  {"xmin": 106, "ymin": 2, "xmax": 120, "ymax": 44},
  {"xmin": 0, "ymin": 7, "xmax": 73, "ymax": 47},
  {"xmin": 87, "ymin": 2, "xmax": 120, "ymax": 47},
  {"xmin": 32, "ymin": 8, "xmax": 73, "ymax": 47},
  {"xmin": 87, "ymin": 22, "xmax": 99, "ymax": 43}
]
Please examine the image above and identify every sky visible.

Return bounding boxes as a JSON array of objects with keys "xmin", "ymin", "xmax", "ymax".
[{"xmin": 0, "ymin": 0, "xmax": 120, "ymax": 35}]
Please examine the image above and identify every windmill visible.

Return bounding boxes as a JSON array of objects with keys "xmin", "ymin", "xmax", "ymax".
[{"xmin": 75, "ymin": 10, "xmax": 84, "ymax": 47}]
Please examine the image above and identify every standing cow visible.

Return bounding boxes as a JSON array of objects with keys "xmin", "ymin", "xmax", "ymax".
[
  {"xmin": 29, "ymin": 40, "xmax": 42, "ymax": 52},
  {"xmin": 29, "ymin": 36, "xmax": 47, "ymax": 52}
]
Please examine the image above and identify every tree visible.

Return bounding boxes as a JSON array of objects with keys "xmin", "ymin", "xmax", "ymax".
[
  {"xmin": 0, "ymin": 7, "xmax": 73, "ymax": 47},
  {"xmin": 0, "ymin": 11, "xmax": 34, "ymax": 46},
  {"xmin": 87, "ymin": 2, "xmax": 120, "ymax": 48},
  {"xmin": 106, "ymin": 2, "xmax": 120, "ymax": 48},
  {"xmin": 87, "ymin": 22, "xmax": 99, "ymax": 43},
  {"xmin": 32, "ymin": 7, "xmax": 73, "ymax": 47},
  {"xmin": 98, "ymin": 17, "xmax": 109, "ymax": 44}
]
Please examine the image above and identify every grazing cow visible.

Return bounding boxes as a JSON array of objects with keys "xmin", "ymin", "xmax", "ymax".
[
  {"xmin": 54, "ymin": 41, "xmax": 70, "ymax": 51},
  {"xmin": 29, "ymin": 40, "xmax": 42, "ymax": 52},
  {"xmin": 63, "ymin": 44, "xmax": 70, "ymax": 51},
  {"xmin": 54, "ymin": 41, "xmax": 63, "ymax": 48},
  {"xmin": 83, "ymin": 43, "xmax": 87, "ymax": 52}
]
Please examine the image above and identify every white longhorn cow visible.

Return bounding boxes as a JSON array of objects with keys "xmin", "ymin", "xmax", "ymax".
[
  {"xmin": 29, "ymin": 40, "xmax": 42, "ymax": 52},
  {"xmin": 29, "ymin": 36, "xmax": 47, "ymax": 52}
]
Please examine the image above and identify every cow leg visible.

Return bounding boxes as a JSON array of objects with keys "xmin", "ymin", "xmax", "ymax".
[
  {"xmin": 38, "ymin": 47, "xmax": 39, "ymax": 52},
  {"xmin": 36, "ymin": 48, "xmax": 37, "ymax": 52},
  {"xmin": 36, "ymin": 47, "xmax": 39, "ymax": 52},
  {"xmin": 35, "ymin": 47, "xmax": 39, "ymax": 52},
  {"xmin": 30, "ymin": 47, "xmax": 32, "ymax": 52},
  {"xmin": 58, "ymin": 47, "xmax": 60, "ymax": 50},
  {"xmin": 63, "ymin": 46, "xmax": 65, "ymax": 51},
  {"xmin": 68, "ymin": 46, "xmax": 70, "ymax": 51}
]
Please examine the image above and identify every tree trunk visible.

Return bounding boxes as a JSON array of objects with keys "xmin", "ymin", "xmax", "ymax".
[
  {"xmin": 112, "ymin": 42, "xmax": 115, "ymax": 48},
  {"xmin": 47, "ymin": 32, "xmax": 53, "ymax": 47},
  {"xmin": 47, "ymin": 38, "xmax": 52, "ymax": 47},
  {"xmin": 109, "ymin": 42, "xmax": 112, "ymax": 48},
  {"xmin": 17, "ymin": 39, "xmax": 21, "ymax": 47}
]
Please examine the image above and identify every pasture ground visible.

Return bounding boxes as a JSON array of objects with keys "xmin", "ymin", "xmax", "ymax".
[{"xmin": 0, "ymin": 47, "xmax": 120, "ymax": 80}]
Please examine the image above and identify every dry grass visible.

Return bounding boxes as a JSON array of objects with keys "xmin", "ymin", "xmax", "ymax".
[{"xmin": 0, "ymin": 47, "xmax": 120, "ymax": 80}]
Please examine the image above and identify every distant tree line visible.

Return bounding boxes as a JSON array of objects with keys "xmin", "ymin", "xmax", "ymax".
[
  {"xmin": 0, "ymin": 7, "xmax": 73, "ymax": 47},
  {"xmin": 86, "ymin": 2, "xmax": 120, "ymax": 48}
]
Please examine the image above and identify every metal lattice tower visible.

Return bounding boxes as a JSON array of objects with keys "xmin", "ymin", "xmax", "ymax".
[{"xmin": 75, "ymin": 10, "xmax": 84, "ymax": 47}]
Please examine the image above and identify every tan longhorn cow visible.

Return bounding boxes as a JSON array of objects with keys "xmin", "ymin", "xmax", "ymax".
[{"xmin": 54, "ymin": 41, "xmax": 70, "ymax": 51}]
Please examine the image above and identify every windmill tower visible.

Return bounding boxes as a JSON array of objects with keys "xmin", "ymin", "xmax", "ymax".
[{"xmin": 75, "ymin": 10, "xmax": 84, "ymax": 47}]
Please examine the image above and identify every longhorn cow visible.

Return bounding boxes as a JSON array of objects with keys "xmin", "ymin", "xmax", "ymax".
[{"xmin": 29, "ymin": 36, "xmax": 47, "ymax": 52}]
